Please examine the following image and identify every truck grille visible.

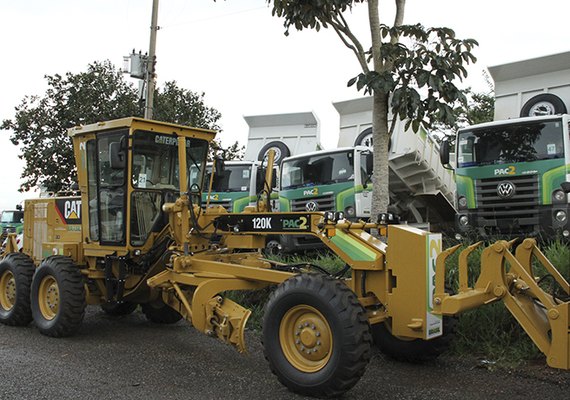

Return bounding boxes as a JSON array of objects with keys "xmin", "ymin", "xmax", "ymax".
[
  {"xmin": 475, "ymin": 175, "xmax": 539, "ymax": 232},
  {"xmin": 291, "ymin": 193, "xmax": 335, "ymax": 212},
  {"xmin": 203, "ymin": 200, "xmax": 233, "ymax": 212}
]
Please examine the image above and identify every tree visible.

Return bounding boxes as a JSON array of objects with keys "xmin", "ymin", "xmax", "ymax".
[
  {"xmin": 457, "ymin": 90, "xmax": 494, "ymax": 127},
  {"xmin": 270, "ymin": 0, "xmax": 478, "ymax": 218},
  {"xmin": 1, "ymin": 61, "xmax": 241, "ymax": 192},
  {"xmin": 433, "ymin": 89, "xmax": 495, "ymax": 138}
]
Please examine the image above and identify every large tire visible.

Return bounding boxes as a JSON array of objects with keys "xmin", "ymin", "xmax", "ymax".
[
  {"xmin": 141, "ymin": 301, "xmax": 182, "ymax": 324},
  {"xmin": 263, "ymin": 273, "xmax": 372, "ymax": 398},
  {"xmin": 354, "ymin": 128, "xmax": 373, "ymax": 147},
  {"xmin": 0, "ymin": 253, "xmax": 35, "ymax": 326},
  {"xmin": 372, "ymin": 316, "xmax": 457, "ymax": 362},
  {"xmin": 520, "ymin": 94, "xmax": 567, "ymax": 117},
  {"xmin": 257, "ymin": 141, "xmax": 290, "ymax": 164},
  {"xmin": 30, "ymin": 256, "xmax": 86, "ymax": 337},
  {"xmin": 101, "ymin": 301, "xmax": 138, "ymax": 316}
]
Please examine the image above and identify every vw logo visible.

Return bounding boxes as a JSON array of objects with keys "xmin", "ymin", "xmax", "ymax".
[
  {"xmin": 497, "ymin": 181, "xmax": 516, "ymax": 199},
  {"xmin": 305, "ymin": 201, "xmax": 318, "ymax": 212}
]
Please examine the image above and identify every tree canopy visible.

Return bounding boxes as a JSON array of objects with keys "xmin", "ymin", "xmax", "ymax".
[
  {"xmin": 1, "ymin": 61, "xmax": 241, "ymax": 193},
  {"xmin": 270, "ymin": 0, "xmax": 478, "ymax": 218}
]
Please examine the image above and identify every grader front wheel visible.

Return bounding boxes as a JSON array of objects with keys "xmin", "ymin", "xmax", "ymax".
[
  {"xmin": 31, "ymin": 256, "xmax": 86, "ymax": 337},
  {"xmin": 263, "ymin": 273, "xmax": 372, "ymax": 398},
  {"xmin": 0, "ymin": 253, "xmax": 34, "ymax": 326}
]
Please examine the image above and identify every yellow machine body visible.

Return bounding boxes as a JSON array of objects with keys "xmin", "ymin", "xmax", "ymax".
[{"xmin": 1, "ymin": 117, "xmax": 568, "ymax": 398}]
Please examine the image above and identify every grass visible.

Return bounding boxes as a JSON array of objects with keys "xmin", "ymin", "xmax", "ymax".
[
  {"xmin": 226, "ymin": 239, "xmax": 569, "ymax": 366},
  {"xmin": 441, "ymin": 237, "xmax": 569, "ymax": 366}
]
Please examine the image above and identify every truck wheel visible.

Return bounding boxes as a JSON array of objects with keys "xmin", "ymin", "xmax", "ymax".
[
  {"xmin": 101, "ymin": 301, "xmax": 138, "ymax": 316},
  {"xmin": 263, "ymin": 273, "xmax": 372, "ymax": 397},
  {"xmin": 520, "ymin": 94, "xmax": 567, "ymax": 117},
  {"xmin": 354, "ymin": 128, "xmax": 373, "ymax": 147},
  {"xmin": 372, "ymin": 316, "xmax": 457, "ymax": 362},
  {"xmin": 141, "ymin": 301, "xmax": 182, "ymax": 324},
  {"xmin": 31, "ymin": 256, "xmax": 86, "ymax": 337},
  {"xmin": 257, "ymin": 141, "xmax": 290, "ymax": 164},
  {"xmin": 264, "ymin": 239, "xmax": 283, "ymax": 257},
  {"xmin": 0, "ymin": 253, "xmax": 35, "ymax": 326}
]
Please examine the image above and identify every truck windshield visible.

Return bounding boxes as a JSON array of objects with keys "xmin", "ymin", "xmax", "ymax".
[
  {"xmin": 457, "ymin": 119, "xmax": 565, "ymax": 168},
  {"xmin": 281, "ymin": 151, "xmax": 354, "ymax": 190},
  {"xmin": 1, "ymin": 211, "xmax": 23, "ymax": 224},
  {"xmin": 206, "ymin": 165, "xmax": 252, "ymax": 192}
]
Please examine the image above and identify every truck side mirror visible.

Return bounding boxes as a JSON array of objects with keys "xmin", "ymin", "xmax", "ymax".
[
  {"xmin": 365, "ymin": 153, "xmax": 373, "ymax": 174},
  {"xmin": 109, "ymin": 141, "xmax": 125, "ymax": 170},
  {"xmin": 214, "ymin": 156, "xmax": 225, "ymax": 177},
  {"xmin": 439, "ymin": 138, "xmax": 452, "ymax": 170}
]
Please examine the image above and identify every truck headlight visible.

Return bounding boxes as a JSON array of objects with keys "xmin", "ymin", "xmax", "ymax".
[
  {"xmin": 552, "ymin": 189, "xmax": 566, "ymax": 203},
  {"xmin": 458, "ymin": 196, "xmax": 468, "ymax": 209},
  {"xmin": 458, "ymin": 215, "xmax": 469, "ymax": 226},
  {"xmin": 554, "ymin": 210, "xmax": 567, "ymax": 223},
  {"xmin": 345, "ymin": 206, "xmax": 356, "ymax": 217}
]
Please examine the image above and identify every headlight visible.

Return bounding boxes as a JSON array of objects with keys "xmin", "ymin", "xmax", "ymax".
[
  {"xmin": 552, "ymin": 189, "xmax": 566, "ymax": 203},
  {"xmin": 345, "ymin": 206, "xmax": 356, "ymax": 217},
  {"xmin": 458, "ymin": 215, "xmax": 469, "ymax": 226},
  {"xmin": 458, "ymin": 196, "xmax": 468, "ymax": 209},
  {"xmin": 554, "ymin": 210, "xmax": 567, "ymax": 223}
]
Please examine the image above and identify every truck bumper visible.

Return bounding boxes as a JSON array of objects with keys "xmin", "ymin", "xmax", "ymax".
[{"xmin": 456, "ymin": 204, "xmax": 570, "ymax": 240}]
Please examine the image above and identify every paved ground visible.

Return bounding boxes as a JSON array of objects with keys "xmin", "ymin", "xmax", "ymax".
[{"xmin": 0, "ymin": 306, "xmax": 568, "ymax": 400}]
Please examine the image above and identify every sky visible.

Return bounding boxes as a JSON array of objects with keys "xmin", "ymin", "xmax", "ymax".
[{"xmin": 1, "ymin": 0, "xmax": 569, "ymax": 210}]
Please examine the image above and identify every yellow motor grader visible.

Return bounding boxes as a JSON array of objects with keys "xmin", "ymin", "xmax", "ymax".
[{"xmin": 0, "ymin": 117, "xmax": 568, "ymax": 397}]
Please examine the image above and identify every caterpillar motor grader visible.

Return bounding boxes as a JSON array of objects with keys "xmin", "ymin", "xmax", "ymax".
[{"xmin": 0, "ymin": 117, "xmax": 568, "ymax": 397}]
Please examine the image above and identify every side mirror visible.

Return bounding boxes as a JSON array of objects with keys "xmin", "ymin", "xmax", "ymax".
[
  {"xmin": 109, "ymin": 141, "xmax": 125, "ymax": 170},
  {"xmin": 365, "ymin": 153, "xmax": 373, "ymax": 174},
  {"xmin": 214, "ymin": 156, "xmax": 225, "ymax": 177},
  {"xmin": 439, "ymin": 138, "xmax": 452, "ymax": 169}
]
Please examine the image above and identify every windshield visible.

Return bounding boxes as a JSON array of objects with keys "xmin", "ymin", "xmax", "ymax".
[
  {"xmin": 132, "ymin": 130, "xmax": 209, "ymax": 190},
  {"xmin": 457, "ymin": 120, "xmax": 565, "ymax": 168},
  {"xmin": 1, "ymin": 211, "xmax": 23, "ymax": 224},
  {"xmin": 205, "ymin": 164, "xmax": 252, "ymax": 192},
  {"xmin": 281, "ymin": 151, "xmax": 354, "ymax": 190}
]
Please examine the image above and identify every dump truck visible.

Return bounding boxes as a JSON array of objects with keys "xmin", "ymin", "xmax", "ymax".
[
  {"xmin": 440, "ymin": 114, "xmax": 570, "ymax": 239},
  {"xmin": 439, "ymin": 52, "xmax": 570, "ymax": 240},
  {"xmin": 0, "ymin": 206, "xmax": 24, "ymax": 245},
  {"xmin": 1, "ymin": 117, "xmax": 568, "ymax": 398},
  {"xmin": 202, "ymin": 160, "xmax": 279, "ymax": 213}
]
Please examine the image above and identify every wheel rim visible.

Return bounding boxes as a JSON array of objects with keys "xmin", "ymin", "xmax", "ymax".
[
  {"xmin": 0, "ymin": 270, "xmax": 16, "ymax": 311},
  {"xmin": 359, "ymin": 133, "xmax": 373, "ymax": 147},
  {"xmin": 279, "ymin": 305, "xmax": 333, "ymax": 373},
  {"xmin": 38, "ymin": 275, "xmax": 59, "ymax": 320},
  {"xmin": 529, "ymin": 101, "xmax": 555, "ymax": 116}
]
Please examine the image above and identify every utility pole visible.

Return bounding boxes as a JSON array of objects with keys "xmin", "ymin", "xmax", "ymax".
[{"xmin": 144, "ymin": 0, "xmax": 159, "ymax": 119}]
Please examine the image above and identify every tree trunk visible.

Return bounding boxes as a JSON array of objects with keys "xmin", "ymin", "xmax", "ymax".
[{"xmin": 371, "ymin": 92, "xmax": 391, "ymax": 221}]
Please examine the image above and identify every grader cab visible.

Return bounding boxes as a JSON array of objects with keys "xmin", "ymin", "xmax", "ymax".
[{"xmin": 0, "ymin": 117, "xmax": 568, "ymax": 398}]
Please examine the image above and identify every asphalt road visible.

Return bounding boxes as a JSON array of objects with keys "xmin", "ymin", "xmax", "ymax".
[{"xmin": 1, "ymin": 307, "xmax": 568, "ymax": 400}]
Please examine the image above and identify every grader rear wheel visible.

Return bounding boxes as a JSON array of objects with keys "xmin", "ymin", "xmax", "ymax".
[
  {"xmin": 0, "ymin": 253, "xmax": 34, "ymax": 326},
  {"xmin": 31, "ymin": 256, "xmax": 86, "ymax": 337},
  {"xmin": 141, "ymin": 301, "xmax": 182, "ymax": 324},
  {"xmin": 101, "ymin": 301, "xmax": 138, "ymax": 316},
  {"xmin": 263, "ymin": 273, "xmax": 372, "ymax": 398},
  {"xmin": 372, "ymin": 316, "xmax": 457, "ymax": 362}
]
